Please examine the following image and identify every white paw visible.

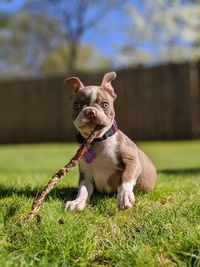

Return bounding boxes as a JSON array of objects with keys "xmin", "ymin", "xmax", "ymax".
[
  {"xmin": 64, "ymin": 199, "xmax": 86, "ymax": 211},
  {"xmin": 117, "ymin": 183, "xmax": 135, "ymax": 210}
]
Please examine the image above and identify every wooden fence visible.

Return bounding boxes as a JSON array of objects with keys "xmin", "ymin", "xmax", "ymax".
[{"xmin": 0, "ymin": 62, "xmax": 200, "ymax": 143}]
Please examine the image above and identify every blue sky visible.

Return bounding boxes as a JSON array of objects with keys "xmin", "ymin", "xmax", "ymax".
[
  {"xmin": 82, "ymin": 7, "xmax": 131, "ymax": 59},
  {"xmin": 0, "ymin": 0, "xmax": 25, "ymax": 12}
]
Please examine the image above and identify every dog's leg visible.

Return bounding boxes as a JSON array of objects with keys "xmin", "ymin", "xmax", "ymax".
[
  {"xmin": 117, "ymin": 157, "xmax": 141, "ymax": 210},
  {"xmin": 65, "ymin": 179, "xmax": 94, "ymax": 211}
]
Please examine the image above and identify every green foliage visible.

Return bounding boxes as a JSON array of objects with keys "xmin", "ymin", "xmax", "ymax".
[
  {"xmin": 0, "ymin": 141, "xmax": 200, "ymax": 266},
  {"xmin": 0, "ymin": 13, "xmax": 61, "ymax": 77},
  {"xmin": 0, "ymin": 15, "xmax": 11, "ymax": 28}
]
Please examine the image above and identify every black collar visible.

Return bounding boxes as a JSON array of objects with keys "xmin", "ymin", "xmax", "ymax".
[{"xmin": 76, "ymin": 121, "xmax": 118, "ymax": 144}]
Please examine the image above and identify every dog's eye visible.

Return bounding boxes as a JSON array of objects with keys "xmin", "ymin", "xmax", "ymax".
[
  {"xmin": 101, "ymin": 101, "xmax": 109, "ymax": 109},
  {"xmin": 73, "ymin": 102, "xmax": 81, "ymax": 110}
]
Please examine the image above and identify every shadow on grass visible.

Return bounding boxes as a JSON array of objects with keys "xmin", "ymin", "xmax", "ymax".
[
  {"xmin": 0, "ymin": 184, "xmax": 118, "ymax": 220},
  {"xmin": 0, "ymin": 186, "xmax": 79, "ymax": 223},
  {"xmin": 0, "ymin": 184, "xmax": 117, "ymax": 203},
  {"xmin": 158, "ymin": 167, "xmax": 200, "ymax": 175},
  {"xmin": 0, "ymin": 185, "xmax": 78, "ymax": 201}
]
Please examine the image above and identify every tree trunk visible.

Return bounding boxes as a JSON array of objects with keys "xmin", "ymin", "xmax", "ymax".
[{"xmin": 68, "ymin": 41, "xmax": 79, "ymax": 73}]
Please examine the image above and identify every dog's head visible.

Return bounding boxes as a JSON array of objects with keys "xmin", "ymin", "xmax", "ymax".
[{"xmin": 65, "ymin": 72, "xmax": 117, "ymax": 138}]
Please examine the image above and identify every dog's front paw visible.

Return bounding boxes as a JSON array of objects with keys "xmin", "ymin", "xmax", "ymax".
[
  {"xmin": 64, "ymin": 199, "xmax": 86, "ymax": 211},
  {"xmin": 117, "ymin": 183, "xmax": 135, "ymax": 210}
]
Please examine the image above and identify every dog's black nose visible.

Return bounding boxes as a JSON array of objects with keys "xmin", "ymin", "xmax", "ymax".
[{"xmin": 84, "ymin": 108, "xmax": 97, "ymax": 119}]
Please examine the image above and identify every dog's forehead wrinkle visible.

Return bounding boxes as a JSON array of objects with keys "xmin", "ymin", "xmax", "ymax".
[
  {"xmin": 75, "ymin": 85, "xmax": 114, "ymax": 108},
  {"xmin": 76, "ymin": 86, "xmax": 99, "ymax": 98},
  {"xmin": 82, "ymin": 85, "xmax": 100, "ymax": 93}
]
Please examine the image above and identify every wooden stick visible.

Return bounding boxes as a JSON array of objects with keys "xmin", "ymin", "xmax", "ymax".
[{"xmin": 26, "ymin": 126, "xmax": 101, "ymax": 221}]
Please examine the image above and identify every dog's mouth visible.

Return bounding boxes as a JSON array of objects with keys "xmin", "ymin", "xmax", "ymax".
[
  {"xmin": 75, "ymin": 122, "xmax": 108, "ymax": 138},
  {"xmin": 74, "ymin": 107, "xmax": 113, "ymax": 138},
  {"xmin": 77, "ymin": 124, "xmax": 96, "ymax": 136}
]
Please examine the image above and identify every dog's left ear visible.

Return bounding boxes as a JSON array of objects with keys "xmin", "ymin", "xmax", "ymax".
[
  {"xmin": 101, "ymin": 72, "xmax": 117, "ymax": 100},
  {"xmin": 64, "ymin": 77, "xmax": 84, "ymax": 99}
]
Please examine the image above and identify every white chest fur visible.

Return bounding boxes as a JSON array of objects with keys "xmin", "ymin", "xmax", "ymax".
[{"xmin": 80, "ymin": 134, "xmax": 119, "ymax": 193}]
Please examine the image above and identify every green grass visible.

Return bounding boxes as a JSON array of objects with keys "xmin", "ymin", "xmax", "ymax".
[{"xmin": 0, "ymin": 141, "xmax": 200, "ymax": 267}]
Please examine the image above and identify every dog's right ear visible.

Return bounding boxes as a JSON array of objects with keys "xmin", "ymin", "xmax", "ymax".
[
  {"xmin": 101, "ymin": 72, "xmax": 117, "ymax": 100},
  {"xmin": 64, "ymin": 77, "xmax": 84, "ymax": 99}
]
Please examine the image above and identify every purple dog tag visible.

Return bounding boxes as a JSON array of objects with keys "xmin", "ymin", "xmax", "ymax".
[{"xmin": 85, "ymin": 149, "xmax": 96, "ymax": 163}]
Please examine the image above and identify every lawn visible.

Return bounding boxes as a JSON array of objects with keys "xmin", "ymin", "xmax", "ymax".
[{"xmin": 0, "ymin": 141, "xmax": 200, "ymax": 267}]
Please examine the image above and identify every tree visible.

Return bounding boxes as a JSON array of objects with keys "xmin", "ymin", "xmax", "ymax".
[
  {"xmin": 119, "ymin": 0, "xmax": 200, "ymax": 66},
  {"xmin": 0, "ymin": 0, "xmax": 124, "ymax": 77},
  {"xmin": 23, "ymin": 0, "xmax": 124, "ymax": 73},
  {"xmin": 0, "ymin": 12, "xmax": 61, "ymax": 77},
  {"xmin": 40, "ymin": 43, "xmax": 111, "ymax": 76}
]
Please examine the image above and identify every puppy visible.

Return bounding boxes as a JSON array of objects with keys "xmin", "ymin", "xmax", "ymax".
[{"xmin": 64, "ymin": 72, "xmax": 157, "ymax": 211}]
